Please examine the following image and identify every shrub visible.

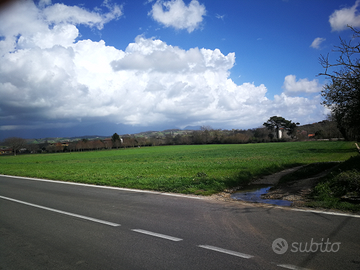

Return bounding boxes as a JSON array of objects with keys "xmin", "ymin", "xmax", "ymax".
[
  {"xmin": 310, "ymin": 155, "xmax": 360, "ymax": 211},
  {"xmin": 329, "ymin": 170, "xmax": 360, "ymax": 197}
]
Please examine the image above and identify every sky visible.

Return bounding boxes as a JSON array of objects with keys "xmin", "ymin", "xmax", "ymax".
[{"xmin": 0, "ymin": 0, "xmax": 359, "ymax": 139}]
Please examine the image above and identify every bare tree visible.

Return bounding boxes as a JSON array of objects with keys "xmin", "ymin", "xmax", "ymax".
[
  {"xmin": 3, "ymin": 137, "xmax": 27, "ymax": 156},
  {"xmin": 93, "ymin": 140, "xmax": 104, "ymax": 150},
  {"xmin": 68, "ymin": 141, "xmax": 77, "ymax": 152},
  {"xmin": 27, "ymin": 143, "xmax": 40, "ymax": 153},
  {"xmin": 55, "ymin": 142, "xmax": 64, "ymax": 152},
  {"xmin": 319, "ymin": 26, "xmax": 360, "ymax": 140},
  {"xmin": 76, "ymin": 140, "xmax": 86, "ymax": 151},
  {"xmin": 46, "ymin": 144, "xmax": 56, "ymax": 153},
  {"xmin": 103, "ymin": 139, "xmax": 113, "ymax": 149}
]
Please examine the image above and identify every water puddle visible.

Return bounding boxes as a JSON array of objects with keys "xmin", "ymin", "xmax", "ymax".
[{"xmin": 231, "ymin": 184, "xmax": 292, "ymax": 206}]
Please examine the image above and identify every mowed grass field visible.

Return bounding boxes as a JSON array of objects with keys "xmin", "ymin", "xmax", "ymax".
[{"xmin": 0, "ymin": 141, "xmax": 357, "ymax": 195}]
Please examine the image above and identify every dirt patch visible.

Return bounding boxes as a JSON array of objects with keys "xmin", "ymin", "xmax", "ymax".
[
  {"xmin": 261, "ymin": 176, "xmax": 319, "ymax": 207},
  {"xmin": 260, "ymin": 167, "xmax": 336, "ymax": 206},
  {"xmin": 208, "ymin": 166, "xmax": 322, "ymax": 206},
  {"xmin": 208, "ymin": 191, "xmax": 234, "ymax": 202},
  {"xmin": 251, "ymin": 166, "xmax": 304, "ymax": 185}
]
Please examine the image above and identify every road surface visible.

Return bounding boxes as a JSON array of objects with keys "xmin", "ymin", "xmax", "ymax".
[{"xmin": 1, "ymin": 175, "xmax": 359, "ymax": 269}]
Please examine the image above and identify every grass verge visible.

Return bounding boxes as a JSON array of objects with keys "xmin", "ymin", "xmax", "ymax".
[{"xmin": 307, "ymin": 155, "xmax": 360, "ymax": 212}]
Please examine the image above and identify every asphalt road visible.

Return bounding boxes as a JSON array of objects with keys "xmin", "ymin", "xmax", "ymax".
[{"xmin": 1, "ymin": 175, "xmax": 360, "ymax": 270}]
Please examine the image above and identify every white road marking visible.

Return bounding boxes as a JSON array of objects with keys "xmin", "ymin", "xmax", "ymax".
[
  {"xmin": 0, "ymin": 174, "xmax": 204, "ymax": 200},
  {"xmin": 198, "ymin": 245, "xmax": 254, "ymax": 259},
  {"xmin": 277, "ymin": 264, "xmax": 311, "ymax": 270},
  {"xmin": 2, "ymin": 175, "xmax": 360, "ymax": 219},
  {"xmin": 0, "ymin": 195, "xmax": 120, "ymax": 227},
  {"xmin": 289, "ymin": 207, "xmax": 360, "ymax": 218},
  {"xmin": 131, "ymin": 229, "xmax": 183, "ymax": 242}
]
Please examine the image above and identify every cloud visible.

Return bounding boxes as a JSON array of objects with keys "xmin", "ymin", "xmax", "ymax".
[
  {"xmin": 0, "ymin": 1, "xmax": 326, "ymax": 137},
  {"xmin": 149, "ymin": 0, "xmax": 206, "ymax": 33},
  {"xmin": 43, "ymin": 1, "xmax": 122, "ymax": 30},
  {"xmin": 310, "ymin": 37, "xmax": 325, "ymax": 49},
  {"xmin": 0, "ymin": 0, "xmax": 122, "ymax": 52},
  {"xmin": 216, "ymin": 14, "xmax": 225, "ymax": 20},
  {"xmin": 329, "ymin": 0, "xmax": 360, "ymax": 31},
  {"xmin": 282, "ymin": 75, "xmax": 322, "ymax": 95},
  {"xmin": 111, "ymin": 36, "xmax": 234, "ymax": 73},
  {"xmin": 38, "ymin": 0, "xmax": 51, "ymax": 8}
]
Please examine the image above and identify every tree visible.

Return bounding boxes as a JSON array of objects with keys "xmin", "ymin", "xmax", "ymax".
[
  {"xmin": 191, "ymin": 130, "xmax": 203, "ymax": 144},
  {"xmin": 212, "ymin": 129, "xmax": 223, "ymax": 144},
  {"xmin": 55, "ymin": 142, "xmax": 63, "ymax": 152},
  {"xmin": 46, "ymin": 144, "xmax": 56, "ymax": 153},
  {"xmin": 103, "ymin": 139, "xmax": 113, "ymax": 149},
  {"xmin": 319, "ymin": 26, "xmax": 360, "ymax": 141},
  {"xmin": 76, "ymin": 140, "xmax": 86, "ymax": 151},
  {"xmin": 165, "ymin": 133, "xmax": 174, "ymax": 145},
  {"xmin": 253, "ymin": 127, "xmax": 269, "ymax": 142},
  {"xmin": 111, "ymin": 133, "xmax": 122, "ymax": 149},
  {"xmin": 27, "ymin": 143, "xmax": 40, "ymax": 153},
  {"xmin": 93, "ymin": 140, "xmax": 104, "ymax": 150},
  {"xmin": 68, "ymin": 141, "xmax": 77, "ymax": 152},
  {"xmin": 80, "ymin": 139, "xmax": 89, "ymax": 151},
  {"xmin": 286, "ymin": 121, "xmax": 299, "ymax": 139},
  {"xmin": 263, "ymin": 116, "xmax": 299, "ymax": 139},
  {"xmin": 3, "ymin": 137, "xmax": 27, "ymax": 156}
]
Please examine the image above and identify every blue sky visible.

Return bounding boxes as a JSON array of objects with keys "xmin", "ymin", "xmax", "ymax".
[{"xmin": 0, "ymin": 0, "xmax": 359, "ymax": 139}]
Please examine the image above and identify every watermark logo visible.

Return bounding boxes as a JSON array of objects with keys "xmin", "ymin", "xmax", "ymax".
[
  {"xmin": 272, "ymin": 238, "xmax": 288, "ymax": 254},
  {"xmin": 272, "ymin": 238, "xmax": 341, "ymax": 254}
]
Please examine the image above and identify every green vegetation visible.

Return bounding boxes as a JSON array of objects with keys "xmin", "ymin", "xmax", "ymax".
[
  {"xmin": 263, "ymin": 116, "xmax": 299, "ymax": 139},
  {"xmin": 319, "ymin": 27, "xmax": 360, "ymax": 141},
  {"xmin": 308, "ymin": 155, "xmax": 360, "ymax": 212},
  {"xmin": 0, "ymin": 141, "xmax": 357, "ymax": 196}
]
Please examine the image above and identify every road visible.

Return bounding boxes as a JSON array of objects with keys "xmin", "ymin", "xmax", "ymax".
[{"xmin": 1, "ymin": 175, "xmax": 359, "ymax": 270}]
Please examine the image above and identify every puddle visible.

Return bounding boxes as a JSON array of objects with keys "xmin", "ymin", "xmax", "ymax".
[{"xmin": 231, "ymin": 184, "xmax": 292, "ymax": 206}]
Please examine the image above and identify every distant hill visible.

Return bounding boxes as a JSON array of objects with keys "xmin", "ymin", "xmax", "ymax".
[
  {"xmin": 26, "ymin": 129, "xmax": 195, "ymax": 143},
  {"xmin": 183, "ymin": 126, "xmax": 201, "ymax": 130},
  {"xmin": 29, "ymin": 135, "xmax": 109, "ymax": 144},
  {"xmin": 23, "ymin": 120, "xmax": 342, "ymax": 144}
]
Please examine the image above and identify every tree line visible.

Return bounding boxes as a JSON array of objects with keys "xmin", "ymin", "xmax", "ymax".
[{"xmin": 0, "ymin": 117, "xmax": 343, "ymax": 155}]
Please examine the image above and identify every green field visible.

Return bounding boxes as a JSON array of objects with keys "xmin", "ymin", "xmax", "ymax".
[{"xmin": 0, "ymin": 141, "xmax": 357, "ymax": 195}]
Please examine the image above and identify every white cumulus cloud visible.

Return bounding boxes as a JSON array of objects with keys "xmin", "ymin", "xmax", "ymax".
[
  {"xmin": 43, "ymin": 1, "xmax": 122, "ymax": 30},
  {"xmin": 149, "ymin": 0, "xmax": 206, "ymax": 33},
  {"xmin": 310, "ymin": 37, "xmax": 326, "ymax": 49},
  {"xmin": 329, "ymin": 0, "xmax": 360, "ymax": 31},
  {"xmin": 282, "ymin": 75, "xmax": 322, "ymax": 95}
]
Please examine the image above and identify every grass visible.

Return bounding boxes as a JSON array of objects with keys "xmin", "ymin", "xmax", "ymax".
[
  {"xmin": 0, "ymin": 141, "xmax": 357, "ymax": 195},
  {"xmin": 307, "ymin": 155, "xmax": 360, "ymax": 212}
]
